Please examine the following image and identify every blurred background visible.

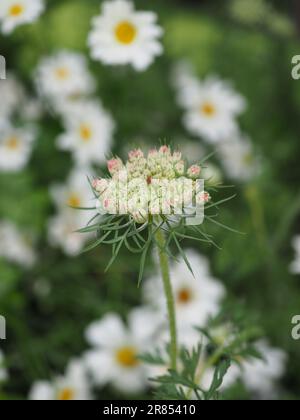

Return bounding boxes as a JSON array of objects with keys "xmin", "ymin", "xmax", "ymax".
[{"xmin": 0, "ymin": 0, "xmax": 300, "ymax": 400}]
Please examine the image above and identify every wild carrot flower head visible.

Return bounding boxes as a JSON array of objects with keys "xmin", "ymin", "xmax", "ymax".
[
  {"xmin": 92, "ymin": 145, "xmax": 207, "ymax": 224},
  {"xmin": 79, "ymin": 145, "xmax": 233, "ymax": 282}
]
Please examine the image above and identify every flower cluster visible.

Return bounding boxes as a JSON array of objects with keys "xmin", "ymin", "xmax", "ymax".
[
  {"xmin": 35, "ymin": 51, "xmax": 115, "ymax": 167},
  {"xmin": 92, "ymin": 146, "xmax": 210, "ymax": 224},
  {"xmin": 34, "ymin": 49, "xmax": 115, "ymax": 255}
]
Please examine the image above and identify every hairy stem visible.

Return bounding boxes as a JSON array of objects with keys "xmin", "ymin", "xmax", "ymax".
[{"xmin": 155, "ymin": 228, "xmax": 177, "ymax": 371}]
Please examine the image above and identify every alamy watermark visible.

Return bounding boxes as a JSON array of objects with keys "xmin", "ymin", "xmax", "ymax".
[
  {"xmin": 292, "ymin": 55, "xmax": 300, "ymax": 80},
  {"xmin": 95, "ymin": 174, "xmax": 207, "ymax": 226},
  {"xmin": 291, "ymin": 315, "xmax": 300, "ymax": 340},
  {"xmin": 0, "ymin": 316, "xmax": 6, "ymax": 340},
  {"xmin": 0, "ymin": 55, "xmax": 6, "ymax": 80}
]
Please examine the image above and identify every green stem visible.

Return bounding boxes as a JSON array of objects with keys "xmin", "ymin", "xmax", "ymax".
[{"xmin": 155, "ymin": 228, "xmax": 177, "ymax": 371}]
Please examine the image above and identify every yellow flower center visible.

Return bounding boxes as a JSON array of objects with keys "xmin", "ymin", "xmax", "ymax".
[
  {"xmin": 67, "ymin": 194, "xmax": 81, "ymax": 208},
  {"xmin": 5, "ymin": 136, "xmax": 20, "ymax": 150},
  {"xmin": 200, "ymin": 102, "xmax": 216, "ymax": 117},
  {"xmin": 115, "ymin": 21, "xmax": 137, "ymax": 44},
  {"xmin": 79, "ymin": 124, "xmax": 92, "ymax": 142},
  {"xmin": 57, "ymin": 388, "xmax": 75, "ymax": 401},
  {"xmin": 9, "ymin": 4, "xmax": 24, "ymax": 17},
  {"xmin": 55, "ymin": 67, "xmax": 70, "ymax": 80},
  {"xmin": 116, "ymin": 346, "xmax": 139, "ymax": 368},
  {"xmin": 177, "ymin": 287, "xmax": 193, "ymax": 304}
]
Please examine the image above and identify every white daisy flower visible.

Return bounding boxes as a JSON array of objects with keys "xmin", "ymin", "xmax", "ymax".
[
  {"xmin": 57, "ymin": 100, "xmax": 114, "ymax": 166},
  {"xmin": 0, "ymin": 0, "xmax": 45, "ymax": 35},
  {"xmin": 36, "ymin": 51, "xmax": 95, "ymax": 102},
  {"xmin": 48, "ymin": 210, "xmax": 91, "ymax": 257},
  {"xmin": 144, "ymin": 249, "xmax": 225, "ymax": 334},
  {"xmin": 218, "ymin": 134, "xmax": 260, "ymax": 182},
  {"xmin": 29, "ymin": 358, "xmax": 91, "ymax": 400},
  {"xmin": 0, "ymin": 221, "xmax": 36, "ymax": 268},
  {"xmin": 0, "ymin": 73, "xmax": 24, "ymax": 127},
  {"xmin": 174, "ymin": 66, "xmax": 246, "ymax": 143},
  {"xmin": 241, "ymin": 340, "xmax": 287, "ymax": 398},
  {"xmin": 0, "ymin": 124, "xmax": 35, "ymax": 172},
  {"xmin": 0, "ymin": 350, "xmax": 8, "ymax": 382},
  {"xmin": 84, "ymin": 307, "xmax": 163, "ymax": 393},
  {"xmin": 88, "ymin": 0, "xmax": 163, "ymax": 71},
  {"xmin": 290, "ymin": 236, "xmax": 300, "ymax": 274}
]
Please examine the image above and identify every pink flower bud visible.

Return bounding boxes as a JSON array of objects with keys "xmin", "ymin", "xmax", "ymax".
[
  {"xmin": 104, "ymin": 198, "xmax": 110, "ymax": 209},
  {"xmin": 159, "ymin": 145, "xmax": 170, "ymax": 154},
  {"xmin": 107, "ymin": 158, "xmax": 123, "ymax": 175},
  {"xmin": 92, "ymin": 179, "xmax": 98, "ymax": 189},
  {"xmin": 128, "ymin": 149, "xmax": 144, "ymax": 160},
  {"xmin": 187, "ymin": 165, "xmax": 201, "ymax": 178},
  {"xmin": 198, "ymin": 191, "xmax": 211, "ymax": 204}
]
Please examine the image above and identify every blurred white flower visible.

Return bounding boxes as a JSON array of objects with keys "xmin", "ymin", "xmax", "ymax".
[
  {"xmin": 174, "ymin": 65, "xmax": 246, "ymax": 143},
  {"xmin": 202, "ymin": 162, "xmax": 223, "ymax": 186},
  {"xmin": 218, "ymin": 134, "xmax": 260, "ymax": 182},
  {"xmin": 48, "ymin": 168, "xmax": 95, "ymax": 256},
  {"xmin": 88, "ymin": 0, "xmax": 163, "ymax": 71},
  {"xmin": 50, "ymin": 167, "xmax": 94, "ymax": 220},
  {"xmin": 29, "ymin": 358, "xmax": 91, "ymax": 400},
  {"xmin": 241, "ymin": 340, "xmax": 287, "ymax": 398},
  {"xmin": 290, "ymin": 236, "xmax": 300, "ymax": 275},
  {"xmin": 201, "ymin": 363, "xmax": 241, "ymax": 392},
  {"xmin": 0, "ymin": 221, "xmax": 36, "ymax": 268},
  {"xmin": 84, "ymin": 307, "xmax": 163, "ymax": 393},
  {"xmin": 144, "ymin": 249, "xmax": 225, "ymax": 334},
  {"xmin": 36, "ymin": 51, "xmax": 95, "ymax": 102},
  {"xmin": 0, "ymin": 125, "xmax": 35, "ymax": 172},
  {"xmin": 23, "ymin": 97, "xmax": 43, "ymax": 121},
  {"xmin": 48, "ymin": 211, "xmax": 91, "ymax": 257},
  {"xmin": 0, "ymin": 350, "xmax": 8, "ymax": 382},
  {"xmin": 189, "ymin": 339, "xmax": 286, "ymax": 398},
  {"xmin": 0, "ymin": 0, "xmax": 45, "ymax": 35},
  {"xmin": 178, "ymin": 141, "xmax": 206, "ymax": 163},
  {"xmin": 57, "ymin": 100, "xmax": 114, "ymax": 166},
  {"xmin": 0, "ymin": 73, "xmax": 24, "ymax": 127}
]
